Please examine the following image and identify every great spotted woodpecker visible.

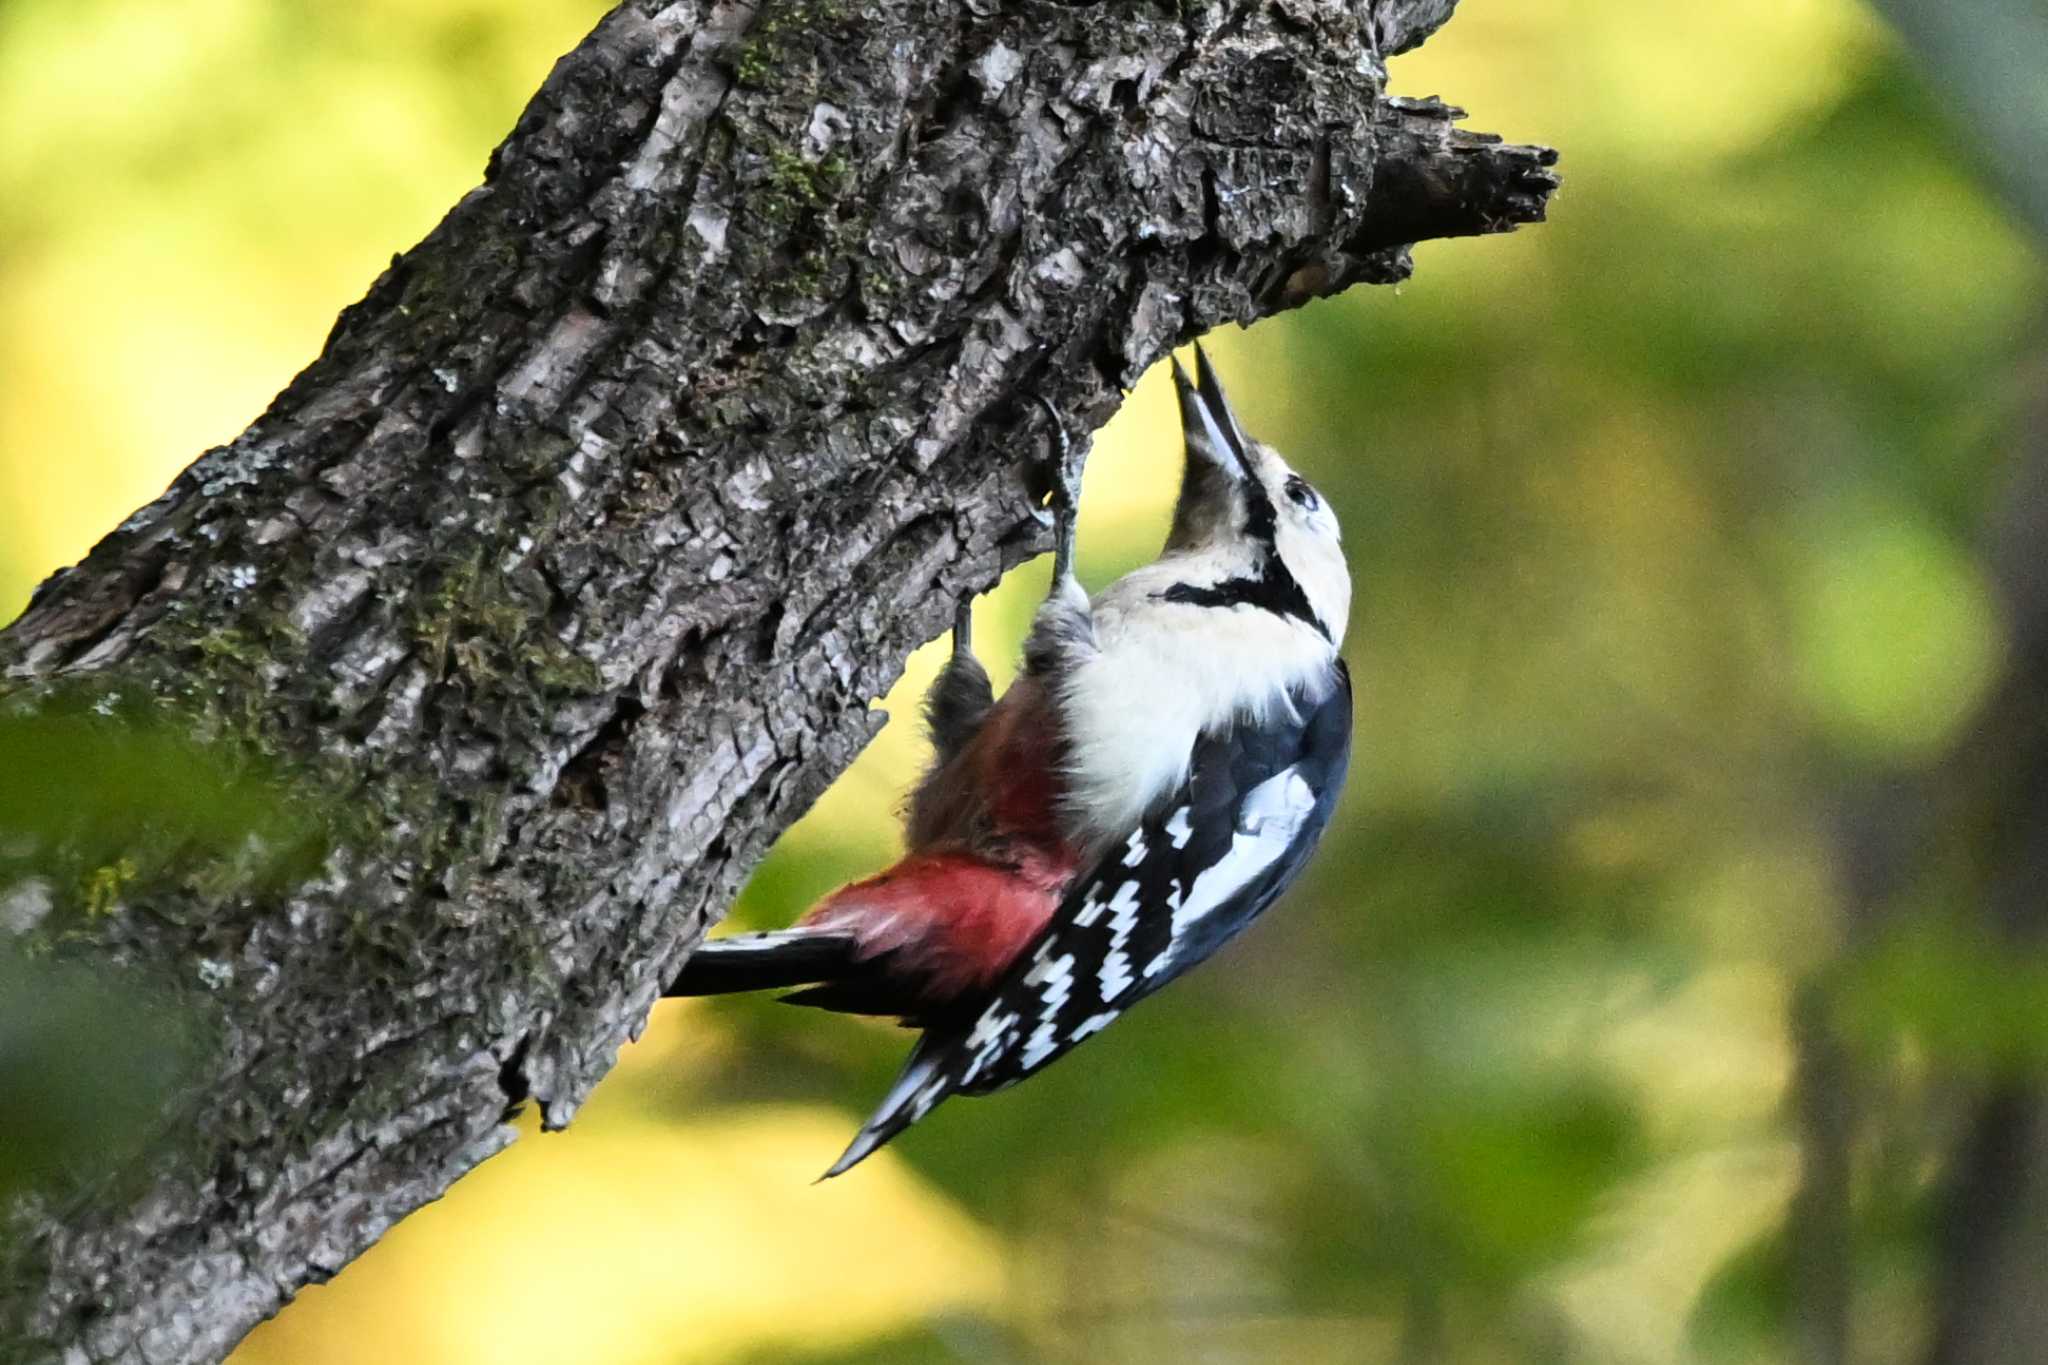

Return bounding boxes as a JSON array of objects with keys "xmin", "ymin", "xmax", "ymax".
[{"xmin": 668, "ymin": 345, "xmax": 1353, "ymax": 1176}]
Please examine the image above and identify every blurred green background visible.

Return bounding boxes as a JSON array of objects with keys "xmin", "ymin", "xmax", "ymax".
[{"xmin": 3, "ymin": 0, "xmax": 2046, "ymax": 1361}]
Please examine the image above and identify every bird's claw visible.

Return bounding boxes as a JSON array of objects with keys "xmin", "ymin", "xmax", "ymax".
[
  {"xmin": 951, "ymin": 596, "xmax": 974, "ymax": 655},
  {"xmin": 1028, "ymin": 394, "xmax": 1087, "ymax": 581},
  {"xmin": 1031, "ymin": 394, "xmax": 1086, "ymax": 522}
]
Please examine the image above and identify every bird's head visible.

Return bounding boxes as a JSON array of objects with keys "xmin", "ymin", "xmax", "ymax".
[{"xmin": 1164, "ymin": 344, "xmax": 1351, "ymax": 645}]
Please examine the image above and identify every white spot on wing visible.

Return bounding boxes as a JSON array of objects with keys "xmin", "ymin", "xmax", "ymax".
[
  {"xmin": 1120, "ymin": 828, "xmax": 1148, "ymax": 868},
  {"xmin": 1069, "ymin": 1011, "xmax": 1119, "ymax": 1043},
  {"xmin": 1239, "ymin": 768, "xmax": 1315, "ymax": 836},
  {"xmin": 1096, "ymin": 880, "xmax": 1145, "ymax": 999},
  {"xmin": 1144, "ymin": 766, "xmax": 1315, "ymax": 977},
  {"xmin": 1017, "ymin": 949, "xmax": 1078, "ymax": 1068},
  {"xmin": 966, "ymin": 1006, "xmax": 1014, "ymax": 1054},
  {"xmin": 961, "ymin": 1006, "xmax": 1018, "ymax": 1086}
]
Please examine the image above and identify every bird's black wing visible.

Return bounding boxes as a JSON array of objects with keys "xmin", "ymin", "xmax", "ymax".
[{"xmin": 823, "ymin": 660, "xmax": 1352, "ymax": 1176}]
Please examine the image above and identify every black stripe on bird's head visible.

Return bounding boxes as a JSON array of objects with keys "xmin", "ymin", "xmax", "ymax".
[{"xmin": 1160, "ymin": 342, "xmax": 1353, "ymax": 645}]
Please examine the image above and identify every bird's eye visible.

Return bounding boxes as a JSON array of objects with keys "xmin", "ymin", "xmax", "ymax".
[{"xmin": 1285, "ymin": 475, "xmax": 1319, "ymax": 511}]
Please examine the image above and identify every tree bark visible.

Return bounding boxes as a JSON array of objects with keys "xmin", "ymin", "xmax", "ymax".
[{"xmin": 0, "ymin": 2, "xmax": 1554, "ymax": 1359}]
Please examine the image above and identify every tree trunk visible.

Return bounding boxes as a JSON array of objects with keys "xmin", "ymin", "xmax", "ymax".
[
  {"xmin": 0, "ymin": 1, "xmax": 1554, "ymax": 1359},
  {"xmin": 1917, "ymin": 368, "xmax": 2048, "ymax": 1365},
  {"xmin": 1820, "ymin": 365, "xmax": 2048, "ymax": 1365}
]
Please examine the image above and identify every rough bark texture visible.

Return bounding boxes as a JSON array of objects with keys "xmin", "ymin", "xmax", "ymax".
[{"xmin": 0, "ymin": 2, "xmax": 1554, "ymax": 1359}]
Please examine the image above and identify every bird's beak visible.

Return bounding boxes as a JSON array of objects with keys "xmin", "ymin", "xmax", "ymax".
[{"xmin": 1171, "ymin": 341, "xmax": 1253, "ymax": 484}]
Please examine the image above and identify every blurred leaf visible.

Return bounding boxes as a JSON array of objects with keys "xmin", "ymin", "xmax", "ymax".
[
  {"xmin": 1687, "ymin": 1224, "xmax": 1793, "ymax": 1364},
  {"xmin": 1867, "ymin": 0, "xmax": 2048, "ymax": 243},
  {"xmin": 1414, "ymin": 1081, "xmax": 1646, "ymax": 1280},
  {"xmin": 0, "ymin": 700, "xmax": 331, "ymax": 921},
  {"xmin": 1835, "ymin": 917, "xmax": 2048, "ymax": 1072},
  {"xmin": 1779, "ymin": 490, "xmax": 2005, "ymax": 760},
  {"xmin": 1689, "ymin": 1184, "xmax": 1936, "ymax": 1365},
  {"xmin": 1284, "ymin": 1078, "xmax": 1650, "ymax": 1300},
  {"xmin": 0, "ymin": 949, "xmax": 200, "ymax": 1201}
]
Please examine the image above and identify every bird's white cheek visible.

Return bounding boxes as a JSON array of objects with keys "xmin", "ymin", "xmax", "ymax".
[{"xmin": 1275, "ymin": 522, "xmax": 1351, "ymax": 644}]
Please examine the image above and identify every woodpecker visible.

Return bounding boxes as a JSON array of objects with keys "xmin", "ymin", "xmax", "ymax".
[{"xmin": 668, "ymin": 344, "xmax": 1352, "ymax": 1176}]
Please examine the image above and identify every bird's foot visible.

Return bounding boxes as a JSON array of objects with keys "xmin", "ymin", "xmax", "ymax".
[
  {"xmin": 951, "ymin": 595, "xmax": 974, "ymax": 657},
  {"xmin": 1028, "ymin": 394, "xmax": 1087, "ymax": 582}
]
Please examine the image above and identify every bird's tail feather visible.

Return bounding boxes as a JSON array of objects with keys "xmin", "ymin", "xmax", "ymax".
[
  {"xmin": 821, "ymin": 1040, "xmax": 952, "ymax": 1179},
  {"xmin": 664, "ymin": 929, "xmax": 863, "ymax": 998}
]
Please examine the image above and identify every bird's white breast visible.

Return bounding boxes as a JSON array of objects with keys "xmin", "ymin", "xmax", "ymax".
[{"xmin": 1054, "ymin": 570, "xmax": 1336, "ymax": 847}]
